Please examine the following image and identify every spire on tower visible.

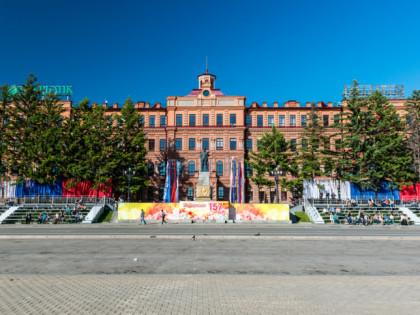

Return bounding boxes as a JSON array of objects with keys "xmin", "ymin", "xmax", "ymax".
[{"xmin": 206, "ymin": 56, "xmax": 208, "ymax": 73}]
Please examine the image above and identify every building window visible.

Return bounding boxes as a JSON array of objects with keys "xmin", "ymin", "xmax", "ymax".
[
  {"xmin": 216, "ymin": 138, "xmax": 223, "ymax": 150},
  {"xmin": 270, "ymin": 188, "xmax": 276, "ymax": 203},
  {"xmin": 148, "ymin": 163, "xmax": 154, "ymax": 176},
  {"xmin": 159, "ymin": 187, "xmax": 164, "ymax": 201},
  {"xmin": 187, "ymin": 187, "xmax": 194, "ymax": 200},
  {"xmin": 246, "ymin": 163, "xmax": 253, "ymax": 176},
  {"xmin": 246, "ymin": 139, "xmax": 252, "ymax": 150},
  {"xmin": 290, "ymin": 115, "xmax": 296, "ymax": 127},
  {"xmin": 175, "ymin": 138, "xmax": 182, "ymax": 150},
  {"xmin": 323, "ymin": 137, "xmax": 330, "ymax": 150},
  {"xmin": 218, "ymin": 186, "xmax": 224, "ymax": 200},
  {"xmin": 323, "ymin": 115, "xmax": 329, "ymax": 126},
  {"xmin": 189, "ymin": 138, "xmax": 196, "ymax": 150},
  {"xmin": 148, "ymin": 187, "xmax": 154, "ymax": 201},
  {"xmin": 281, "ymin": 191, "xmax": 287, "ymax": 201},
  {"xmin": 291, "ymin": 139, "xmax": 297, "ymax": 151},
  {"xmin": 302, "ymin": 139, "xmax": 308, "ymax": 148},
  {"xmin": 247, "ymin": 188, "xmax": 253, "ymax": 202},
  {"xmin": 268, "ymin": 115, "xmax": 274, "ymax": 127},
  {"xmin": 202, "ymin": 138, "xmax": 209, "ymax": 150},
  {"xmin": 176, "ymin": 114, "xmax": 183, "ymax": 126},
  {"xmin": 245, "ymin": 115, "xmax": 252, "ymax": 127},
  {"xmin": 230, "ymin": 114, "xmax": 236, "ymax": 126},
  {"xmin": 279, "ymin": 115, "xmax": 285, "ymax": 127},
  {"xmin": 159, "ymin": 162, "xmax": 166, "ymax": 176},
  {"xmin": 257, "ymin": 115, "xmax": 263, "ymax": 127},
  {"xmin": 189, "ymin": 114, "xmax": 196, "ymax": 126},
  {"xmin": 334, "ymin": 114, "xmax": 339, "ymax": 125},
  {"xmin": 230, "ymin": 138, "xmax": 237, "ymax": 150},
  {"xmin": 217, "ymin": 114, "xmax": 223, "ymax": 126},
  {"xmin": 188, "ymin": 161, "xmax": 195, "ymax": 176},
  {"xmin": 148, "ymin": 139, "xmax": 155, "ymax": 151},
  {"xmin": 216, "ymin": 161, "xmax": 223, "ymax": 176},
  {"xmin": 335, "ymin": 139, "xmax": 342, "ymax": 151},
  {"xmin": 159, "ymin": 139, "xmax": 166, "ymax": 151},
  {"xmin": 301, "ymin": 115, "xmax": 307, "ymax": 126},
  {"xmin": 138, "ymin": 116, "xmax": 144, "ymax": 127},
  {"xmin": 203, "ymin": 114, "xmax": 209, "ymax": 126},
  {"xmin": 149, "ymin": 115, "xmax": 155, "ymax": 127},
  {"xmin": 160, "ymin": 116, "xmax": 167, "ymax": 127}
]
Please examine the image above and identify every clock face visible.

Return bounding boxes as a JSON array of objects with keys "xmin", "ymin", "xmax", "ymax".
[{"xmin": 203, "ymin": 90, "xmax": 210, "ymax": 97}]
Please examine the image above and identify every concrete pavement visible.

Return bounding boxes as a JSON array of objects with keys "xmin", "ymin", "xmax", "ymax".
[{"xmin": 2, "ymin": 224, "xmax": 420, "ymax": 314}]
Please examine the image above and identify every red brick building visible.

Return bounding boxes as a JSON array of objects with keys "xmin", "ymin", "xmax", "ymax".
[{"xmin": 87, "ymin": 74, "xmax": 408, "ymax": 203}]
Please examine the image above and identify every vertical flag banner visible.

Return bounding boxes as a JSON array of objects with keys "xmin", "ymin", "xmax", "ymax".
[
  {"xmin": 229, "ymin": 159, "xmax": 244, "ymax": 204},
  {"xmin": 163, "ymin": 160, "xmax": 182, "ymax": 203}
]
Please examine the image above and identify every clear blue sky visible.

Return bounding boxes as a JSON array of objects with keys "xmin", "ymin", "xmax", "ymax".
[{"xmin": 1, "ymin": 0, "xmax": 419, "ymax": 105}]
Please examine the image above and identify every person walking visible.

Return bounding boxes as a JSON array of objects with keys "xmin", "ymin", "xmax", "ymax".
[
  {"xmin": 139, "ymin": 209, "xmax": 146, "ymax": 225},
  {"xmin": 161, "ymin": 210, "xmax": 167, "ymax": 224}
]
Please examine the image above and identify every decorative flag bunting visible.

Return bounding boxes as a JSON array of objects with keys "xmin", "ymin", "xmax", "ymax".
[
  {"xmin": 163, "ymin": 160, "xmax": 181, "ymax": 203},
  {"xmin": 229, "ymin": 159, "xmax": 244, "ymax": 203}
]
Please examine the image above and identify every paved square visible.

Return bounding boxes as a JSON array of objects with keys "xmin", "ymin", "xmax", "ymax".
[{"xmin": 0, "ymin": 275, "xmax": 419, "ymax": 314}]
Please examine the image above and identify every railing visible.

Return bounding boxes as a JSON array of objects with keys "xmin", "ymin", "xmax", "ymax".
[
  {"xmin": 303, "ymin": 198, "xmax": 325, "ymax": 224},
  {"xmin": 21, "ymin": 196, "xmax": 114, "ymax": 206}
]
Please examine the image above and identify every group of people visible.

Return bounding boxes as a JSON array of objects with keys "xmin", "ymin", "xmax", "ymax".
[
  {"xmin": 32, "ymin": 210, "xmax": 84, "ymax": 224},
  {"xmin": 3, "ymin": 198, "xmax": 16, "ymax": 207},
  {"xmin": 139, "ymin": 209, "xmax": 167, "ymax": 225},
  {"xmin": 323, "ymin": 207, "xmax": 409, "ymax": 225}
]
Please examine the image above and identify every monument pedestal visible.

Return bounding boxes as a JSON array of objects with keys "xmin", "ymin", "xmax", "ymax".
[{"xmin": 196, "ymin": 171, "xmax": 211, "ymax": 201}]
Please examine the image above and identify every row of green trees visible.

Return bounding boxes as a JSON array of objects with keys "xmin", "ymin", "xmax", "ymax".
[
  {"xmin": 247, "ymin": 81, "xmax": 420, "ymax": 200},
  {"xmin": 0, "ymin": 75, "xmax": 149, "ymax": 196}
]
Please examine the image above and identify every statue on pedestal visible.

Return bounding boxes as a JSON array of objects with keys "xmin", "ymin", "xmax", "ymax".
[{"xmin": 200, "ymin": 148, "xmax": 209, "ymax": 172}]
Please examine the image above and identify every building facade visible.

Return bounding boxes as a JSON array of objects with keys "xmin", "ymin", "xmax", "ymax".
[{"xmin": 88, "ymin": 72, "xmax": 408, "ymax": 203}]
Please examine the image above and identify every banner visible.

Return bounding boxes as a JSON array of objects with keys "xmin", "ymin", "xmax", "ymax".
[
  {"xmin": 118, "ymin": 203, "xmax": 179, "ymax": 221},
  {"xmin": 229, "ymin": 159, "xmax": 244, "ymax": 204},
  {"xmin": 163, "ymin": 160, "xmax": 181, "ymax": 203},
  {"xmin": 231, "ymin": 203, "xmax": 289, "ymax": 221},
  {"xmin": 179, "ymin": 201, "xmax": 229, "ymax": 221}
]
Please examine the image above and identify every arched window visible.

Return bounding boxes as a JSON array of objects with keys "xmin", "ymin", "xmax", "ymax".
[
  {"xmin": 148, "ymin": 162, "xmax": 154, "ymax": 176},
  {"xmin": 159, "ymin": 162, "xmax": 166, "ymax": 176},
  {"xmin": 218, "ymin": 186, "xmax": 224, "ymax": 200},
  {"xmin": 187, "ymin": 187, "xmax": 194, "ymax": 200},
  {"xmin": 188, "ymin": 161, "xmax": 195, "ymax": 176},
  {"xmin": 216, "ymin": 161, "xmax": 223, "ymax": 176}
]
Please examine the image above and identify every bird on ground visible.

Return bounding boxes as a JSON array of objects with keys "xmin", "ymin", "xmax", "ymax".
[
  {"xmin": 192, "ymin": 235, "xmax": 196, "ymax": 241},
  {"xmin": 255, "ymin": 232, "xmax": 260, "ymax": 236}
]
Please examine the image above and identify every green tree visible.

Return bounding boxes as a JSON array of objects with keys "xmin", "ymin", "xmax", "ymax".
[
  {"xmin": 335, "ymin": 80, "xmax": 368, "ymax": 186},
  {"xmin": 297, "ymin": 105, "xmax": 331, "ymax": 180},
  {"xmin": 405, "ymin": 90, "xmax": 420, "ymax": 183},
  {"xmin": 4, "ymin": 74, "xmax": 64, "ymax": 183},
  {"xmin": 0, "ymin": 85, "xmax": 11, "ymax": 180},
  {"xmin": 247, "ymin": 126, "xmax": 293, "ymax": 202},
  {"xmin": 63, "ymin": 99, "xmax": 115, "ymax": 195},
  {"xmin": 112, "ymin": 97, "xmax": 149, "ymax": 198},
  {"xmin": 31, "ymin": 91, "xmax": 66, "ymax": 183},
  {"xmin": 362, "ymin": 91, "xmax": 414, "ymax": 192}
]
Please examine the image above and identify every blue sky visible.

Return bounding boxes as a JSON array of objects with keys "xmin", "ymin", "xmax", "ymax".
[{"xmin": 0, "ymin": 0, "xmax": 419, "ymax": 105}]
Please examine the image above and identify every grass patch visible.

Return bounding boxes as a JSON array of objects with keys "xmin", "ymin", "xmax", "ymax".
[
  {"xmin": 294, "ymin": 211, "xmax": 311, "ymax": 223},
  {"xmin": 97, "ymin": 208, "xmax": 114, "ymax": 223}
]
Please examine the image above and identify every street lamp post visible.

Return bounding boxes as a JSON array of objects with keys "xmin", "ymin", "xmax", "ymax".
[
  {"xmin": 274, "ymin": 165, "xmax": 280, "ymax": 204},
  {"xmin": 124, "ymin": 167, "xmax": 136, "ymax": 202}
]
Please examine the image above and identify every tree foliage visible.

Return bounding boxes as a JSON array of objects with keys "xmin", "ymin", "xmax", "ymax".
[
  {"xmin": 0, "ymin": 75, "xmax": 149, "ymax": 198},
  {"xmin": 247, "ymin": 127, "xmax": 294, "ymax": 202},
  {"xmin": 405, "ymin": 90, "xmax": 420, "ymax": 182}
]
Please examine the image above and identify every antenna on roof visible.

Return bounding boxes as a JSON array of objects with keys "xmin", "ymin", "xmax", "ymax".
[{"xmin": 206, "ymin": 56, "xmax": 208, "ymax": 73}]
